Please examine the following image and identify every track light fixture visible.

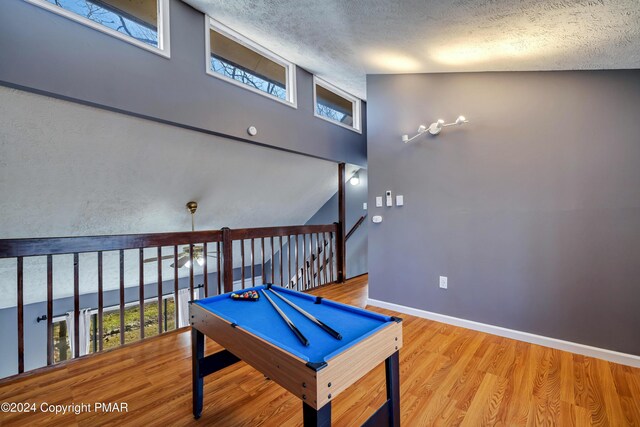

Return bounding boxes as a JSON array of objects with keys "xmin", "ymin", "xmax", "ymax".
[{"xmin": 402, "ymin": 115, "xmax": 468, "ymax": 143}]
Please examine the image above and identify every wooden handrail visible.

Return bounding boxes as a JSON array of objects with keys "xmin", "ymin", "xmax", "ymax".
[
  {"xmin": 345, "ymin": 214, "xmax": 367, "ymax": 242},
  {"xmin": 228, "ymin": 224, "xmax": 335, "ymax": 240},
  {"xmin": 0, "ymin": 224, "xmax": 337, "ymax": 258},
  {"xmin": 0, "ymin": 230, "xmax": 223, "ymax": 258}
]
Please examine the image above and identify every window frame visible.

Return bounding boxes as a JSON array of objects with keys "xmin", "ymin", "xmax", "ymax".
[
  {"xmin": 205, "ymin": 17, "xmax": 297, "ymax": 108},
  {"xmin": 313, "ymin": 76, "xmax": 362, "ymax": 134},
  {"xmin": 23, "ymin": 0, "xmax": 171, "ymax": 58}
]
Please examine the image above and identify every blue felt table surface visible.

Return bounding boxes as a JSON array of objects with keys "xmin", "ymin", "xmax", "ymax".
[{"xmin": 195, "ymin": 285, "xmax": 394, "ymax": 363}]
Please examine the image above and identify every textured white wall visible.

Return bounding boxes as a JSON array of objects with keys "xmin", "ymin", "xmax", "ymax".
[{"xmin": 0, "ymin": 87, "xmax": 347, "ymax": 308}]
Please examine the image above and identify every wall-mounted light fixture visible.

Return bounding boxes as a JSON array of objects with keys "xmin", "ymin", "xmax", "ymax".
[
  {"xmin": 402, "ymin": 115, "xmax": 468, "ymax": 143},
  {"xmin": 350, "ymin": 171, "xmax": 360, "ymax": 186}
]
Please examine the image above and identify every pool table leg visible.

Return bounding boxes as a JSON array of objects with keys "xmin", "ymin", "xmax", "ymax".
[
  {"xmin": 192, "ymin": 327, "xmax": 204, "ymax": 419},
  {"xmin": 386, "ymin": 351, "xmax": 401, "ymax": 426},
  {"xmin": 303, "ymin": 401, "xmax": 331, "ymax": 427}
]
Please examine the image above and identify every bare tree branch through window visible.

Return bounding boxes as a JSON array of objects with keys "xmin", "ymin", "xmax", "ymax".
[{"xmin": 45, "ymin": 0, "xmax": 158, "ymax": 47}]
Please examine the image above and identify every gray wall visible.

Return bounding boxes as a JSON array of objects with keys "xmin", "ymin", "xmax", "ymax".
[
  {"xmin": 0, "ymin": 0, "xmax": 366, "ymax": 166},
  {"xmin": 367, "ymin": 70, "xmax": 640, "ymax": 356}
]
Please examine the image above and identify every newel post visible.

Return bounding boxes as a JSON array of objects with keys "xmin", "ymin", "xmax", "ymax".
[
  {"xmin": 222, "ymin": 227, "xmax": 233, "ymax": 293},
  {"xmin": 337, "ymin": 163, "xmax": 346, "ymax": 283}
]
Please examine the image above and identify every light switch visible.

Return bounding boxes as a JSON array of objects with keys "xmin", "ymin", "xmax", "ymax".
[
  {"xmin": 375, "ymin": 197, "xmax": 383, "ymax": 207},
  {"xmin": 396, "ymin": 195, "xmax": 404, "ymax": 206},
  {"xmin": 363, "ymin": 202, "xmax": 367, "ymax": 210}
]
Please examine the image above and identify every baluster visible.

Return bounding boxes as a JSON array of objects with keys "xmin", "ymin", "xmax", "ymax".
[
  {"xmin": 75, "ymin": 252, "xmax": 80, "ymax": 356},
  {"xmin": 174, "ymin": 246, "xmax": 179, "ymax": 327},
  {"xmin": 189, "ymin": 244, "xmax": 194, "ymax": 298},
  {"xmin": 203, "ymin": 242, "xmax": 209, "ymax": 297},
  {"xmin": 46, "ymin": 255, "xmax": 53, "ymax": 365},
  {"xmin": 261, "ymin": 238, "xmax": 265, "ymax": 284},
  {"xmin": 309, "ymin": 234, "xmax": 314, "ymax": 289},
  {"xmin": 310, "ymin": 234, "xmax": 315, "ymax": 288},
  {"xmin": 158, "ymin": 247, "xmax": 163, "ymax": 335},
  {"xmin": 138, "ymin": 249, "xmax": 144, "ymax": 340},
  {"xmin": 287, "ymin": 235, "xmax": 292, "ymax": 289},
  {"xmin": 17, "ymin": 257, "xmax": 24, "ymax": 373},
  {"xmin": 329, "ymin": 232, "xmax": 334, "ymax": 283},
  {"xmin": 270, "ymin": 236, "xmax": 275, "ymax": 284},
  {"xmin": 319, "ymin": 233, "xmax": 324, "ymax": 285},
  {"xmin": 241, "ymin": 239, "xmax": 245, "ymax": 289},
  {"xmin": 322, "ymin": 233, "xmax": 328, "ymax": 285},
  {"xmin": 316, "ymin": 233, "xmax": 321, "ymax": 286},
  {"xmin": 308, "ymin": 234, "xmax": 313, "ymax": 288},
  {"xmin": 216, "ymin": 242, "xmax": 221, "ymax": 294},
  {"xmin": 279, "ymin": 236, "xmax": 284, "ymax": 287},
  {"xmin": 302, "ymin": 234, "xmax": 307, "ymax": 289},
  {"xmin": 118, "ymin": 250, "xmax": 124, "ymax": 346},
  {"xmin": 295, "ymin": 235, "xmax": 299, "ymax": 290},
  {"xmin": 97, "ymin": 252, "xmax": 104, "ymax": 351},
  {"xmin": 251, "ymin": 238, "xmax": 255, "ymax": 286}
]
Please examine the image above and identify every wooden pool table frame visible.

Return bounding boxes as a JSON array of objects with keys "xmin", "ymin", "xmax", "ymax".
[{"xmin": 190, "ymin": 299, "xmax": 403, "ymax": 426}]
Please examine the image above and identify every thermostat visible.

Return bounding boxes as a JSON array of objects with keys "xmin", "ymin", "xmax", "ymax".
[{"xmin": 372, "ymin": 215, "xmax": 383, "ymax": 223}]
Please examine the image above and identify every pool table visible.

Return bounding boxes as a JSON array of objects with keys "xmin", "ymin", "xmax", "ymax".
[{"xmin": 190, "ymin": 284, "xmax": 403, "ymax": 426}]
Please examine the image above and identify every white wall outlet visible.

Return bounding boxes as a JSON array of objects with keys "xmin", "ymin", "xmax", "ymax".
[
  {"xmin": 396, "ymin": 195, "xmax": 404, "ymax": 206},
  {"xmin": 386, "ymin": 190, "xmax": 393, "ymax": 207},
  {"xmin": 375, "ymin": 196, "xmax": 383, "ymax": 207},
  {"xmin": 439, "ymin": 276, "xmax": 448, "ymax": 289},
  {"xmin": 363, "ymin": 202, "xmax": 367, "ymax": 210}
]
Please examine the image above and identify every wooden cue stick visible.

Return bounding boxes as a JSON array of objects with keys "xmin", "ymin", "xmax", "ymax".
[
  {"xmin": 260, "ymin": 289, "xmax": 310, "ymax": 347},
  {"xmin": 268, "ymin": 288, "xmax": 342, "ymax": 340}
]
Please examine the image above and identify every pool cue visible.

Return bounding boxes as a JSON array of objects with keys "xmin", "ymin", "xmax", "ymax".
[
  {"xmin": 260, "ymin": 289, "xmax": 310, "ymax": 347},
  {"xmin": 268, "ymin": 288, "xmax": 342, "ymax": 340}
]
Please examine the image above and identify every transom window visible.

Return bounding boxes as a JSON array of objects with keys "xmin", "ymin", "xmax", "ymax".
[
  {"xmin": 24, "ymin": 0, "xmax": 170, "ymax": 57},
  {"xmin": 313, "ymin": 77, "xmax": 362, "ymax": 133},
  {"xmin": 206, "ymin": 18, "xmax": 297, "ymax": 107}
]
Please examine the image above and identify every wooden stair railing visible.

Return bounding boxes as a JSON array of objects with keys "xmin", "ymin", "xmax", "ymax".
[
  {"xmin": 0, "ymin": 223, "xmax": 338, "ymax": 378},
  {"xmin": 289, "ymin": 237, "xmax": 332, "ymax": 290},
  {"xmin": 345, "ymin": 214, "xmax": 367, "ymax": 242}
]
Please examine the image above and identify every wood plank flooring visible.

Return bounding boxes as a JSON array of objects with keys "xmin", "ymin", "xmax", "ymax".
[{"xmin": 1, "ymin": 274, "xmax": 639, "ymax": 426}]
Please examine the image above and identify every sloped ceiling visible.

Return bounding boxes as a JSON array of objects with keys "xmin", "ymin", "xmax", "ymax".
[
  {"xmin": 185, "ymin": 0, "xmax": 640, "ymax": 99},
  {"xmin": 0, "ymin": 86, "xmax": 355, "ymax": 307}
]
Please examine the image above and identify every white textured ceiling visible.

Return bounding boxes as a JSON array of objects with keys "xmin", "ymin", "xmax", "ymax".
[
  {"xmin": 185, "ymin": 0, "xmax": 640, "ymax": 99},
  {"xmin": 0, "ymin": 87, "xmax": 356, "ymax": 307}
]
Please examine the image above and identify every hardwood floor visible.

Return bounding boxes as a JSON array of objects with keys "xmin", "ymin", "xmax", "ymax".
[{"xmin": 1, "ymin": 274, "xmax": 639, "ymax": 426}]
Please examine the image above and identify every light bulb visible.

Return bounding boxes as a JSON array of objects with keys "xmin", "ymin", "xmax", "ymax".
[
  {"xmin": 437, "ymin": 119, "xmax": 444, "ymax": 125},
  {"xmin": 417, "ymin": 125, "xmax": 427, "ymax": 133},
  {"xmin": 402, "ymin": 134, "xmax": 409, "ymax": 143},
  {"xmin": 184, "ymin": 260, "xmax": 192, "ymax": 269},
  {"xmin": 196, "ymin": 257, "xmax": 204, "ymax": 266},
  {"xmin": 350, "ymin": 172, "xmax": 360, "ymax": 186},
  {"xmin": 455, "ymin": 115, "xmax": 466, "ymax": 125}
]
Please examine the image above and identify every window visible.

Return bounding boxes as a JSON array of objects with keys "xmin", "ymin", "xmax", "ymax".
[
  {"xmin": 313, "ymin": 77, "xmax": 362, "ymax": 133},
  {"xmin": 206, "ymin": 18, "xmax": 297, "ymax": 107},
  {"xmin": 52, "ymin": 296, "xmax": 176, "ymax": 363},
  {"xmin": 24, "ymin": 0, "xmax": 170, "ymax": 57}
]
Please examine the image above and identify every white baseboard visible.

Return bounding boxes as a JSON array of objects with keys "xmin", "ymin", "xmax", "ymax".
[{"xmin": 367, "ymin": 298, "xmax": 640, "ymax": 368}]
